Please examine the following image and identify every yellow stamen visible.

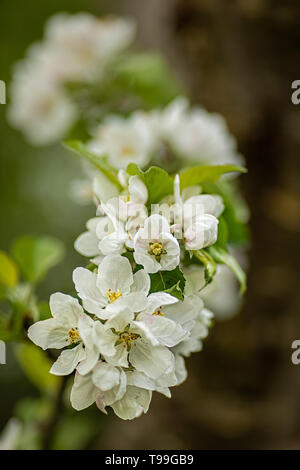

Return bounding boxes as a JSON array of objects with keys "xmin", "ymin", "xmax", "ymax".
[
  {"xmin": 149, "ymin": 242, "xmax": 164, "ymax": 257},
  {"xmin": 67, "ymin": 328, "xmax": 80, "ymax": 345},
  {"xmin": 153, "ymin": 308, "xmax": 164, "ymax": 317},
  {"xmin": 118, "ymin": 330, "xmax": 140, "ymax": 352},
  {"xmin": 106, "ymin": 288, "xmax": 122, "ymax": 303}
]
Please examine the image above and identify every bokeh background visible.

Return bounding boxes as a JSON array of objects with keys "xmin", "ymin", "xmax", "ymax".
[{"xmin": 1, "ymin": 0, "xmax": 300, "ymax": 449}]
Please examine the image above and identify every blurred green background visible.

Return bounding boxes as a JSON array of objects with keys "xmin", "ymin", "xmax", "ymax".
[{"xmin": 1, "ymin": 0, "xmax": 300, "ymax": 449}]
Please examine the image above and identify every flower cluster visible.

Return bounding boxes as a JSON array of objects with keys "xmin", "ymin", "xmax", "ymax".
[
  {"xmin": 8, "ymin": 13, "xmax": 135, "ymax": 145},
  {"xmin": 88, "ymin": 97, "xmax": 243, "ymax": 171},
  {"xmin": 27, "ymin": 170, "xmax": 230, "ymax": 419}
]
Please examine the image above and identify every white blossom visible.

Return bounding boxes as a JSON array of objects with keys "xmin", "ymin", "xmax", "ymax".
[
  {"xmin": 156, "ymin": 96, "xmax": 244, "ymax": 166},
  {"xmin": 28, "ymin": 293, "xmax": 99, "ymax": 376},
  {"xmin": 88, "ymin": 113, "xmax": 155, "ymax": 169},
  {"xmin": 133, "ymin": 214, "xmax": 180, "ymax": 273}
]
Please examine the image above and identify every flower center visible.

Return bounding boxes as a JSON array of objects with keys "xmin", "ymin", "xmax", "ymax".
[
  {"xmin": 149, "ymin": 242, "xmax": 166, "ymax": 259},
  {"xmin": 117, "ymin": 328, "xmax": 140, "ymax": 351},
  {"xmin": 106, "ymin": 288, "xmax": 122, "ymax": 303},
  {"xmin": 121, "ymin": 145, "xmax": 135, "ymax": 157},
  {"xmin": 67, "ymin": 328, "xmax": 80, "ymax": 345},
  {"xmin": 153, "ymin": 308, "xmax": 164, "ymax": 317}
]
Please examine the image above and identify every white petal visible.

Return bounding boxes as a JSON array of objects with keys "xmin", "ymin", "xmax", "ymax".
[
  {"xmin": 28, "ymin": 318, "xmax": 68, "ymax": 350},
  {"xmin": 135, "ymin": 314, "xmax": 188, "ymax": 347},
  {"xmin": 97, "ymin": 255, "xmax": 133, "ymax": 296},
  {"xmin": 70, "ymin": 372, "xmax": 99, "ymax": 411},
  {"xmin": 111, "ymin": 386, "xmax": 151, "ymax": 420},
  {"xmin": 128, "ymin": 175, "xmax": 148, "ymax": 204},
  {"xmin": 92, "ymin": 362, "xmax": 120, "ymax": 391},
  {"xmin": 131, "ymin": 269, "xmax": 151, "ymax": 294},
  {"xmin": 185, "ymin": 215, "xmax": 218, "ymax": 250},
  {"xmin": 143, "ymin": 214, "xmax": 170, "ymax": 239},
  {"xmin": 174, "ymin": 354, "xmax": 188, "ymax": 385},
  {"xmin": 50, "ymin": 344, "xmax": 85, "ymax": 376},
  {"xmin": 130, "ymin": 340, "xmax": 175, "ymax": 379},
  {"xmin": 106, "ymin": 292, "xmax": 148, "ymax": 316},
  {"xmin": 93, "ymin": 321, "xmax": 117, "ymax": 357},
  {"xmin": 98, "ymin": 232, "xmax": 126, "ymax": 256},
  {"xmin": 73, "ymin": 267, "xmax": 107, "ymax": 316},
  {"xmin": 133, "ymin": 249, "xmax": 160, "ymax": 274},
  {"xmin": 93, "ymin": 172, "xmax": 119, "ymax": 203},
  {"xmin": 185, "ymin": 194, "xmax": 224, "ymax": 217},
  {"xmin": 74, "ymin": 231, "xmax": 99, "ymax": 257},
  {"xmin": 104, "ymin": 308, "xmax": 134, "ymax": 332},
  {"xmin": 104, "ymin": 343, "xmax": 129, "ymax": 368},
  {"xmin": 144, "ymin": 292, "xmax": 178, "ymax": 314},
  {"xmin": 95, "ymin": 216, "xmax": 114, "ymax": 240},
  {"xmin": 76, "ymin": 347, "xmax": 99, "ymax": 375},
  {"xmin": 49, "ymin": 292, "xmax": 83, "ymax": 325}
]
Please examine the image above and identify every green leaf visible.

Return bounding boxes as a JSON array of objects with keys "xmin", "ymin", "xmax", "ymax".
[
  {"xmin": 64, "ymin": 140, "xmax": 122, "ymax": 190},
  {"xmin": 192, "ymin": 250, "xmax": 217, "ymax": 286},
  {"xmin": 201, "ymin": 180, "xmax": 250, "ymax": 245},
  {"xmin": 115, "ymin": 52, "xmax": 183, "ymax": 107},
  {"xmin": 16, "ymin": 343, "xmax": 61, "ymax": 394},
  {"xmin": 0, "ymin": 250, "xmax": 19, "ymax": 287},
  {"xmin": 149, "ymin": 267, "xmax": 186, "ymax": 300},
  {"xmin": 127, "ymin": 164, "xmax": 174, "ymax": 205},
  {"xmin": 179, "ymin": 165, "xmax": 247, "ymax": 190},
  {"xmin": 215, "ymin": 216, "xmax": 229, "ymax": 249},
  {"xmin": 207, "ymin": 245, "xmax": 247, "ymax": 294},
  {"xmin": 12, "ymin": 236, "xmax": 65, "ymax": 284}
]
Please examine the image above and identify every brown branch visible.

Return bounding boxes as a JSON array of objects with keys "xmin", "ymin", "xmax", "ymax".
[{"xmin": 41, "ymin": 375, "xmax": 69, "ymax": 450}]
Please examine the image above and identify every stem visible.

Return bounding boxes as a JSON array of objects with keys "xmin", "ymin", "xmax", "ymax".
[{"xmin": 42, "ymin": 375, "xmax": 69, "ymax": 450}]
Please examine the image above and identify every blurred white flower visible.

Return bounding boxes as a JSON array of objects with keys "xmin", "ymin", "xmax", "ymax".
[
  {"xmin": 88, "ymin": 113, "xmax": 155, "ymax": 169},
  {"xmin": 44, "ymin": 13, "xmax": 136, "ymax": 83},
  {"xmin": 183, "ymin": 263, "xmax": 242, "ymax": 320},
  {"xmin": 154, "ymin": 97, "xmax": 244, "ymax": 166},
  {"xmin": 8, "ymin": 73, "xmax": 77, "ymax": 145}
]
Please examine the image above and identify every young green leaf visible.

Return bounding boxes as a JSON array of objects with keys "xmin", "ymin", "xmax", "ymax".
[
  {"xmin": 12, "ymin": 236, "xmax": 65, "ymax": 284},
  {"xmin": 149, "ymin": 267, "xmax": 186, "ymax": 301},
  {"xmin": 192, "ymin": 249, "xmax": 217, "ymax": 286},
  {"xmin": 208, "ymin": 245, "xmax": 247, "ymax": 294},
  {"xmin": 0, "ymin": 251, "xmax": 19, "ymax": 287},
  {"xmin": 64, "ymin": 140, "xmax": 122, "ymax": 190},
  {"xmin": 127, "ymin": 164, "xmax": 174, "ymax": 205},
  {"xmin": 179, "ymin": 164, "xmax": 247, "ymax": 190}
]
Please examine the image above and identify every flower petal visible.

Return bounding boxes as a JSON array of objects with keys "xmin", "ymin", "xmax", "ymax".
[
  {"xmin": 28, "ymin": 318, "xmax": 68, "ymax": 350},
  {"xmin": 97, "ymin": 254, "xmax": 133, "ymax": 296},
  {"xmin": 50, "ymin": 292, "xmax": 83, "ymax": 325},
  {"xmin": 74, "ymin": 231, "xmax": 99, "ymax": 257},
  {"xmin": 130, "ymin": 340, "xmax": 175, "ymax": 379},
  {"xmin": 70, "ymin": 372, "xmax": 99, "ymax": 411},
  {"xmin": 50, "ymin": 344, "xmax": 86, "ymax": 376},
  {"xmin": 92, "ymin": 362, "xmax": 121, "ymax": 391},
  {"xmin": 111, "ymin": 386, "xmax": 151, "ymax": 420}
]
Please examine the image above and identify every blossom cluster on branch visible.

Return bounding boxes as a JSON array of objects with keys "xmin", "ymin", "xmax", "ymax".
[{"xmin": 4, "ymin": 12, "xmax": 250, "ymax": 422}]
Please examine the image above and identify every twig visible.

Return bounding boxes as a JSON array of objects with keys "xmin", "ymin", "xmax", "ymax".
[{"xmin": 42, "ymin": 375, "xmax": 69, "ymax": 450}]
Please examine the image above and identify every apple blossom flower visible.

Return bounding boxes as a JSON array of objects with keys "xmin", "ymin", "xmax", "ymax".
[
  {"xmin": 133, "ymin": 214, "xmax": 180, "ymax": 273},
  {"xmin": 71, "ymin": 368, "xmax": 152, "ymax": 420},
  {"xmin": 28, "ymin": 293, "xmax": 100, "ymax": 376},
  {"xmin": 88, "ymin": 112, "xmax": 155, "ymax": 169},
  {"xmin": 73, "ymin": 254, "xmax": 150, "ymax": 320},
  {"xmin": 155, "ymin": 96, "xmax": 244, "ymax": 166}
]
